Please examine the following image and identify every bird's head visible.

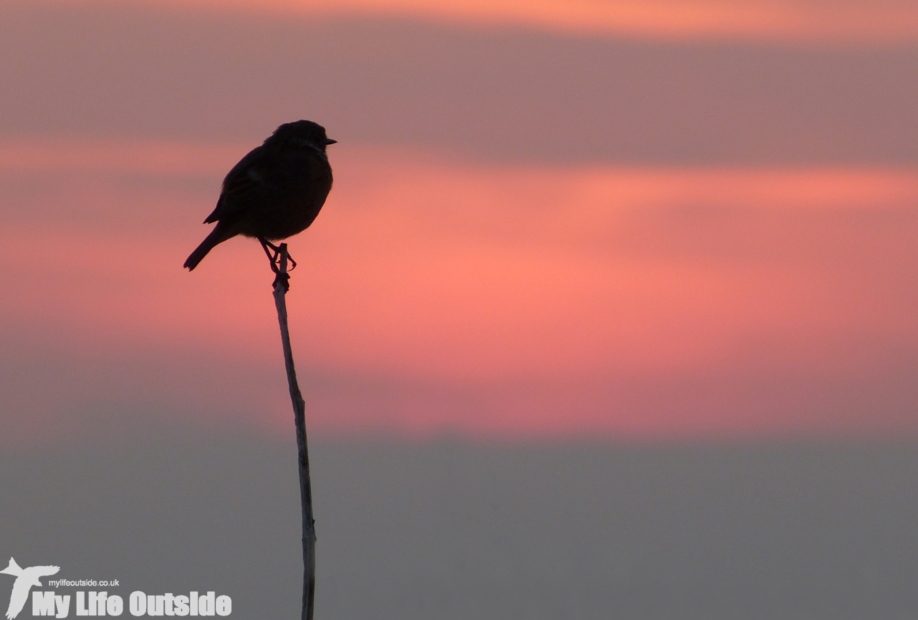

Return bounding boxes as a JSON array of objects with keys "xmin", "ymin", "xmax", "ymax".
[{"xmin": 273, "ymin": 120, "xmax": 336, "ymax": 151}]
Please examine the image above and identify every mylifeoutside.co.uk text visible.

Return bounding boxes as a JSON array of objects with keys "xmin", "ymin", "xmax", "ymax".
[
  {"xmin": 48, "ymin": 580, "xmax": 119, "ymax": 588},
  {"xmin": 32, "ymin": 591, "xmax": 232, "ymax": 617}
]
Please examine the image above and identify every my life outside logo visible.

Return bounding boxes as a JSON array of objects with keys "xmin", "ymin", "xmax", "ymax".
[{"xmin": 0, "ymin": 559, "xmax": 232, "ymax": 618}]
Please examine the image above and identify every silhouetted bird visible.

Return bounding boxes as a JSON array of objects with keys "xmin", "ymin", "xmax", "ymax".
[{"xmin": 184, "ymin": 120, "xmax": 335, "ymax": 272}]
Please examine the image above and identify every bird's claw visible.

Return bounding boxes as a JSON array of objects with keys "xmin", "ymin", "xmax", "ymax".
[{"xmin": 259, "ymin": 238, "xmax": 297, "ymax": 289}]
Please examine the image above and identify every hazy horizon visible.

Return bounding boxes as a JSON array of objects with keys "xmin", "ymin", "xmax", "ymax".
[{"xmin": 4, "ymin": 434, "xmax": 918, "ymax": 619}]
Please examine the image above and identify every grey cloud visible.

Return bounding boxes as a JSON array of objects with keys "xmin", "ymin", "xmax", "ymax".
[{"xmin": 0, "ymin": 2, "xmax": 916, "ymax": 164}]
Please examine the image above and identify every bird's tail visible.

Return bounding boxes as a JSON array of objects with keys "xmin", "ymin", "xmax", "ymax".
[
  {"xmin": 0, "ymin": 558, "xmax": 22, "ymax": 577},
  {"xmin": 184, "ymin": 225, "xmax": 231, "ymax": 271}
]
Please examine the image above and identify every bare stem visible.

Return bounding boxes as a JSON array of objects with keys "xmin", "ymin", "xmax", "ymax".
[{"xmin": 272, "ymin": 243, "xmax": 316, "ymax": 620}]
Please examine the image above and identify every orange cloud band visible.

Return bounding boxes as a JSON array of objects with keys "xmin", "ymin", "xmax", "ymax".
[
  {"xmin": 139, "ymin": 0, "xmax": 918, "ymax": 43},
  {"xmin": 2, "ymin": 140, "xmax": 916, "ymax": 379}
]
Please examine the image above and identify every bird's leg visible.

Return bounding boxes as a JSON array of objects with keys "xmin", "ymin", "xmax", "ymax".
[
  {"xmin": 259, "ymin": 238, "xmax": 298, "ymax": 273},
  {"xmin": 259, "ymin": 238, "xmax": 292, "ymax": 291},
  {"xmin": 259, "ymin": 238, "xmax": 283, "ymax": 273}
]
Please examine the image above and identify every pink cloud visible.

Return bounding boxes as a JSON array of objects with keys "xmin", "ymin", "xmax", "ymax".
[{"xmin": 1, "ymin": 141, "xmax": 917, "ymax": 442}]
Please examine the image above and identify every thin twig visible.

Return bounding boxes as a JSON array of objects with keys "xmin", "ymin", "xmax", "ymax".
[{"xmin": 272, "ymin": 243, "xmax": 316, "ymax": 620}]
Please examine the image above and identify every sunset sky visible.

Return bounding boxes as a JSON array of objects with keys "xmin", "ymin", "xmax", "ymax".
[{"xmin": 1, "ymin": 0, "xmax": 917, "ymax": 445}]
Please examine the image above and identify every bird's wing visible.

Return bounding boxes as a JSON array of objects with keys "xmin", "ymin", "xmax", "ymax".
[
  {"xmin": 6, "ymin": 578, "xmax": 31, "ymax": 619},
  {"xmin": 203, "ymin": 144, "xmax": 274, "ymax": 224},
  {"xmin": 33, "ymin": 566, "xmax": 59, "ymax": 577},
  {"xmin": 0, "ymin": 558, "xmax": 21, "ymax": 576}
]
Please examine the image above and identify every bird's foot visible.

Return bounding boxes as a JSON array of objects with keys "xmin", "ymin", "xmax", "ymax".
[
  {"xmin": 259, "ymin": 239, "xmax": 295, "ymax": 291},
  {"xmin": 259, "ymin": 238, "xmax": 297, "ymax": 282}
]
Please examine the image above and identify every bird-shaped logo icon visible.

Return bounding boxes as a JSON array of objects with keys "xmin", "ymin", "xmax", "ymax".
[{"xmin": 0, "ymin": 558, "xmax": 60, "ymax": 619}]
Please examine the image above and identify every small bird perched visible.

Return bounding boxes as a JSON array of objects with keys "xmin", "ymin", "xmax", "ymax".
[{"xmin": 184, "ymin": 120, "xmax": 335, "ymax": 272}]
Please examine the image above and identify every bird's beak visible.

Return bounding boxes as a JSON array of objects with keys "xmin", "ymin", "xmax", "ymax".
[{"xmin": 325, "ymin": 138, "xmax": 337, "ymax": 145}]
